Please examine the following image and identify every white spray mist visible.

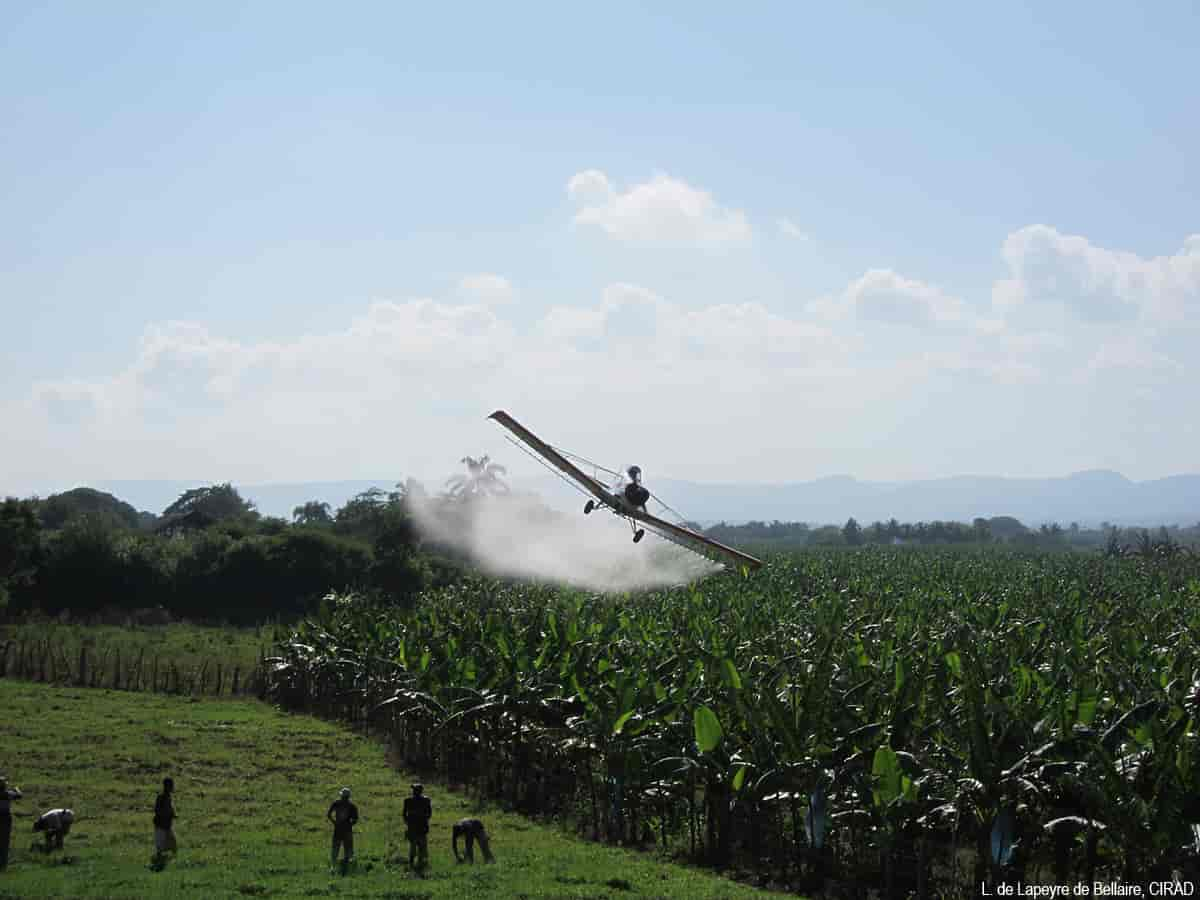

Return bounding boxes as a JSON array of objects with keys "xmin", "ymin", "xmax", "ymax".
[{"xmin": 409, "ymin": 490, "xmax": 720, "ymax": 592}]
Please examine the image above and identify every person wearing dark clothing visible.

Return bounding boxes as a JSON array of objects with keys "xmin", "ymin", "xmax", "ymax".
[
  {"xmin": 32, "ymin": 809, "xmax": 73, "ymax": 851},
  {"xmin": 153, "ymin": 777, "xmax": 177, "ymax": 858},
  {"xmin": 0, "ymin": 777, "xmax": 21, "ymax": 869},
  {"xmin": 452, "ymin": 817, "xmax": 494, "ymax": 863},
  {"xmin": 402, "ymin": 784, "xmax": 432, "ymax": 870},
  {"xmin": 327, "ymin": 788, "xmax": 358, "ymax": 869},
  {"xmin": 622, "ymin": 466, "xmax": 650, "ymax": 512}
]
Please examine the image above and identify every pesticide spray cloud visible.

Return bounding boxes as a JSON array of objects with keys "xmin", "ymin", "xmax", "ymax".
[{"xmin": 410, "ymin": 489, "xmax": 720, "ymax": 592}]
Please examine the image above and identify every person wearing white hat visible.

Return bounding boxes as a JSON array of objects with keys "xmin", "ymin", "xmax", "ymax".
[
  {"xmin": 326, "ymin": 787, "xmax": 358, "ymax": 870},
  {"xmin": 32, "ymin": 808, "xmax": 73, "ymax": 851}
]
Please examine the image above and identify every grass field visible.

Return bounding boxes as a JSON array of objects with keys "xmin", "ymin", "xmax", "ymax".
[
  {"xmin": 0, "ymin": 620, "xmax": 275, "ymax": 674},
  {"xmin": 0, "ymin": 679, "xmax": 791, "ymax": 899},
  {"xmin": 0, "ymin": 621, "xmax": 277, "ymax": 695}
]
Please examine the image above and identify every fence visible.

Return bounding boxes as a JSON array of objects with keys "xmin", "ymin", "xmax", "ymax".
[{"xmin": 0, "ymin": 637, "xmax": 268, "ymax": 698}]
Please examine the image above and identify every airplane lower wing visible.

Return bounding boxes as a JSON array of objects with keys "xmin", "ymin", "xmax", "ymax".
[{"xmin": 631, "ymin": 509, "xmax": 763, "ymax": 571}]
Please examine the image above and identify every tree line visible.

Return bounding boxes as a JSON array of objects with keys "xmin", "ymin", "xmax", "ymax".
[
  {"xmin": 0, "ymin": 482, "xmax": 446, "ymax": 624},
  {"xmin": 705, "ymin": 514, "xmax": 1200, "ymax": 552},
  {"xmin": 5, "ymin": 469, "xmax": 1195, "ymax": 622}
]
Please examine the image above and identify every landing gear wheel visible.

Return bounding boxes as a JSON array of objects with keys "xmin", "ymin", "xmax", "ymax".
[
  {"xmin": 584, "ymin": 500, "xmax": 595, "ymax": 515},
  {"xmin": 633, "ymin": 529, "xmax": 645, "ymax": 543}
]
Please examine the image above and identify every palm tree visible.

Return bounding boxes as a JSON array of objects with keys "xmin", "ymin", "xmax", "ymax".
[{"xmin": 444, "ymin": 455, "xmax": 509, "ymax": 499}]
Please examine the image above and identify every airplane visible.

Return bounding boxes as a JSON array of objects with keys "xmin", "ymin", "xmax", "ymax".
[{"xmin": 488, "ymin": 410, "xmax": 763, "ymax": 573}]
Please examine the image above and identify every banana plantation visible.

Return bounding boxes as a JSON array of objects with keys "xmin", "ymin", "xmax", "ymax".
[{"xmin": 265, "ymin": 548, "xmax": 1200, "ymax": 896}]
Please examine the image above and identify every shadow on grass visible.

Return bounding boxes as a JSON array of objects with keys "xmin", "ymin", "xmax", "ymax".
[
  {"xmin": 147, "ymin": 850, "xmax": 176, "ymax": 872},
  {"xmin": 27, "ymin": 843, "xmax": 76, "ymax": 867}
]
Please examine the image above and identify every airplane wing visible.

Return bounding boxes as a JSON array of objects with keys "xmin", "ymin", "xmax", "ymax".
[
  {"xmin": 632, "ymin": 510, "xmax": 763, "ymax": 572},
  {"xmin": 488, "ymin": 409, "xmax": 763, "ymax": 573},
  {"xmin": 488, "ymin": 410, "xmax": 612, "ymax": 502}
]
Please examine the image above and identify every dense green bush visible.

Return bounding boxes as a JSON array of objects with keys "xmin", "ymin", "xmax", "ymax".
[
  {"xmin": 1, "ymin": 483, "xmax": 433, "ymax": 622},
  {"xmin": 33, "ymin": 515, "xmax": 127, "ymax": 616}
]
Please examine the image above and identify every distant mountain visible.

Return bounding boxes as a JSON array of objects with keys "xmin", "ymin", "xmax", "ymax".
[
  {"xmin": 643, "ymin": 470, "xmax": 1200, "ymax": 527},
  {"xmin": 11, "ymin": 470, "xmax": 1200, "ymax": 527}
]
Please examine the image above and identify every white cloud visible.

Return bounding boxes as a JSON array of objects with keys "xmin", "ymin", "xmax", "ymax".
[
  {"xmin": 565, "ymin": 169, "xmax": 613, "ymax": 204},
  {"xmin": 14, "ymin": 224, "xmax": 1200, "ymax": 487},
  {"xmin": 991, "ymin": 278, "xmax": 1025, "ymax": 312},
  {"xmin": 536, "ymin": 283, "xmax": 835, "ymax": 366},
  {"xmin": 568, "ymin": 170, "xmax": 751, "ymax": 245},
  {"xmin": 458, "ymin": 273, "xmax": 515, "ymax": 305},
  {"xmin": 810, "ymin": 268, "xmax": 971, "ymax": 328},
  {"xmin": 32, "ymin": 379, "xmax": 102, "ymax": 425},
  {"xmin": 777, "ymin": 218, "xmax": 808, "ymax": 240},
  {"xmin": 32, "ymin": 300, "xmax": 516, "ymax": 427},
  {"xmin": 1084, "ymin": 334, "xmax": 1181, "ymax": 377},
  {"xmin": 680, "ymin": 302, "xmax": 832, "ymax": 362},
  {"xmin": 23, "ymin": 281, "xmax": 856, "ymax": 483},
  {"xmin": 847, "ymin": 270, "xmax": 969, "ymax": 326},
  {"xmin": 902, "ymin": 350, "xmax": 1042, "ymax": 385},
  {"xmin": 998, "ymin": 225, "xmax": 1200, "ymax": 323}
]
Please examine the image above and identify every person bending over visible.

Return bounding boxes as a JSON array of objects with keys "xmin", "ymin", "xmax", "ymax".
[
  {"xmin": 452, "ymin": 817, "xmax": 494, "ymax": 863},
  {"xmin": 32, "ymin": 808, "xmax": 73, "ymax": 851}
]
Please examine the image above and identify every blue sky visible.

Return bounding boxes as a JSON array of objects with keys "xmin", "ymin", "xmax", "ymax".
[{"xmin": 3, "ymin": 2, "xmax": 1198, "ymax": 494}]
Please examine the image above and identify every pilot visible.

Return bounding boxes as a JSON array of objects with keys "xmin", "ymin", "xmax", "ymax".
[{"xmin": 623, "ymin": 466, "xmax": 650, "ymax": 512}]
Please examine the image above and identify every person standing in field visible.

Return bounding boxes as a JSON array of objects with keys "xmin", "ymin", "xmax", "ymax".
[
  {"xmin": 0, "ymin": 776, "xmax": 21, "ymax": 870},
  {"xmin": 326, "ymin": 787, "xmax": 358, "ymax": 871},
  {"xmin": 153, "ymin": 777, "xmax": 177, "ymax": 860},
  {"xmin": 402, "ymin": 783, "xmax": 432, "ymax": 871},
  {"xmin": 32, "ymin": 808, "xmax": 73, "ymax": 851}
]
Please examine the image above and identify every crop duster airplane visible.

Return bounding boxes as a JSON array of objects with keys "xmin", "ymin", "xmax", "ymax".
[{"xmin": 488, "ymin": 410, "xmax": 763, "ymax": 573}]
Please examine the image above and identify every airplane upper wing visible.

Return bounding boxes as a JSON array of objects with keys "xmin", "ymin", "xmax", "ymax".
[
  {"xmin": 632, "ymin": 509, "xmax": 763, "ymax": 572},
  {"xmin": 488, "ymin": 410, "xmax": 611, "ymax": 501}
]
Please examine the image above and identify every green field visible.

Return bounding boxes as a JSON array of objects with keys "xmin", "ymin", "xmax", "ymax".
[
  {"xmin": 5, "ymin": 547, "xmax": 1199, "ymax": 895},
  {"xmin": 265, "ymin": 549, "xmax": 1200, "ymax": 893},
  {"xmin": 0, "ymin": 679, "xmax": 790, "ymax": 899}
]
